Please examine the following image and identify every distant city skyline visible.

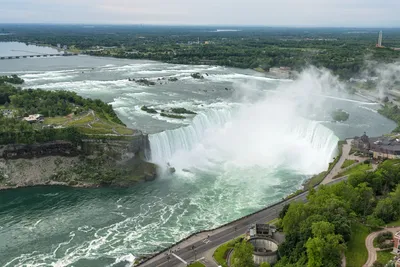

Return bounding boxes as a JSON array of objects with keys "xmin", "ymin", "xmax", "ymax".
[{"xmin": 0, "ymin": 0, "xmax": 399, "ymax": 27}]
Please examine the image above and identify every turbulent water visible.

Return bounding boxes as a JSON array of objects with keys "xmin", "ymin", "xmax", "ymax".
[{"xmin": 0, "ymin": 47, "xmax": 396, "ymax": 267}]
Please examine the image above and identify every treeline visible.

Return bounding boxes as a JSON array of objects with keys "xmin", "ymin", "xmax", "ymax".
[
  {"xmin": 2, "ymin": 25, "xmax": 400, "ymax": 80},
  {"xmin": 0, "ymin": 75, "xmax": 24, "ymax": 85},
  {"xmin": 378, "ymin": 104, "xmax": 400, "ymax": 132},
  {"xmin": 0, "ymin": 117, "xmax": 83, "ymax": 145},
  {"xmin": 0, "ymin": 80, "xmax": 124, "ymax": 125},
  {"xmin": 276, "ymin": 159, "xmax": 400, "ymax": 267}
]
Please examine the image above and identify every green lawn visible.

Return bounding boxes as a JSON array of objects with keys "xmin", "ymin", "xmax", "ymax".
[
  {"xmin": 213, "ymin": 238, "xmax": 242, "ymax": 267},
  {"xmin": 335, "ymin": 163, "xmax": 372, "ymax": 178},
  {"xmin": 76, "ymin": 127, "xmax": 114, "ymax": 135},
  {"xmin": 114, "ymin": 126, "xmax": 134, "ymax": 135},
  {"xmin": 346, "ymin": 223, "xmax": 370, "ymax": 267},
  {"xmin": 377, "ymin": 250, "xmax": 395, "ymax": 265},
  {"xmin": 187, "ymin": 262, "xmax": 205, "ymax": 267},
  {"xmin": 91, "ymin": 121, "xmax": 113, "ymax": 129},
  {"xmin": 304, "ymin": 171, "xmax": 327, "ymax": 189},
  {"xmin": 66, "ymin": 114, "xmax": 94, "ymax": 126},
  {"xmin": 386, "ymin": 219, "xmax": 400, "ymax": 227},
  {"xmin": 341, "ymin": 159, "xmax": 356, "ymax": 169},
  {"xmin": 44, "ymin": 116, "xmax": 70, "ymax": 125}
]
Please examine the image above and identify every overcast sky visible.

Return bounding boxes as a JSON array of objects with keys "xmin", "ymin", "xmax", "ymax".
[{"xmin": 0, "ymin": 0, "xmax": 399, "ymax": 27}]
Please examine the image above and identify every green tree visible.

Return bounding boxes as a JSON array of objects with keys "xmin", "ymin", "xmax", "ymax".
[
  {"xmin": 231, "ymin": 242, "xmax": 254, "ymax": 267},
  {"xmin": 260, "ymin": 262, "xmax": 271, "ymax": 267},
  {"xmin": 305, "ymin": 221, "xmax": 344, "ymax": 267}
]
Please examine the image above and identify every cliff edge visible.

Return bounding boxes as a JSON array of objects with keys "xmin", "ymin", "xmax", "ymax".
[{"xmin": 0, "ymin": 134, "xmax": 158, "ymax": 189}]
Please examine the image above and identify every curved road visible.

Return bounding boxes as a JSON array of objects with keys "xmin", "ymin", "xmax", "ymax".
[{"xmin": 364, "ymin": 227, "xmax": 400, "ymax": 267}]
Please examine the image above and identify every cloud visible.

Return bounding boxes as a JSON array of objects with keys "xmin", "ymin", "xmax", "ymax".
[{"xmin": 0, "ymin": 0, "xmax": 399, "ymax": 26}]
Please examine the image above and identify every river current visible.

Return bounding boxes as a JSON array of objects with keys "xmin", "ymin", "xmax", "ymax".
[{"xmin": 0, "ymin": 47, "xmax": 396, "ymax": 266}]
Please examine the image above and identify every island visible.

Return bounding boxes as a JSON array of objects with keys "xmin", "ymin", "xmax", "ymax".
[
  {"xmin": 0, "ymin": 75, "xmax": 157, "ymax": 189},
  {"xmin": 332, "ymin": 109, "xmax": 350, "ymax": 122}
]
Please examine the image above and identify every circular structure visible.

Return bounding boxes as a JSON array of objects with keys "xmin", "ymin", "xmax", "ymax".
[{"xmin": 248, "ymin": 237, "xmax": 279, "ymax": 265}]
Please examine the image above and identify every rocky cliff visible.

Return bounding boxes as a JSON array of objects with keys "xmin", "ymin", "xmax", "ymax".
[{"xmin": 0, "ymin": 134, "xmax": 158, "ymax": 189}]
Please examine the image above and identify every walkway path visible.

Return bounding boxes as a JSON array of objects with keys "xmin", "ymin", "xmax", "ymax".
[
  {"xmin": 364, "ymin": 227, "xmax": 400, "ymax": 267},
  {"xmin": 322, "ymin": 139, "xmax": 352, "ymax": 185}
]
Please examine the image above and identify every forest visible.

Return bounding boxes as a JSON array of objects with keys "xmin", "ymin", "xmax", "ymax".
[
  {"xmin": 274, "ymin": 159, "xmax": 400, "ymax": 267},
  {"xmin": 0, "ymin": 77, "xmax": 125, "ymax": 145},
  {"xmin": 1, "ymin": 25, "xmax": 400, "ymax": 79}
]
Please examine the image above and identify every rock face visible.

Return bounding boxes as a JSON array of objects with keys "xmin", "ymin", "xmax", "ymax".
[
  {"xmin": 0, "ymin": 134, "xmax": 158, "ymax": 189},
  {"xmin": 1, "ymin": 141, "xmax": 79, "ymax": 159}
]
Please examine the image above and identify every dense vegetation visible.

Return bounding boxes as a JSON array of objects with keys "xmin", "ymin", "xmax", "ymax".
[
  {"xmin": 2, "ymin": 25, "xmax": 400, "ymax": 79},
  {"xmin": 275, "ymin": 159, "xmax": 400, "ymax": 267},
  {"xmin": 0, "ymin": 80, "xmax": 123, "ymax": 124},
  {"xmin": 0, "ymin": 77, "xmax": 126, "ymax": 145},
  {"xmin": 331, "ymin": 109, "xmax": 350, "ymax": 122},
  {"xmin": 378, "ymin": 104, "xmax": 400, "ymax": 132},
  {"xmin": 0, "ymin": 74, "xmax": 24, "ymax": 85}
]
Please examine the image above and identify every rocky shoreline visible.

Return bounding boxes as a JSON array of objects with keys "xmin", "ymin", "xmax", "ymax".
[{"xmin": 0, "ymin": 134, "xmax": 158, "ymax": 190}]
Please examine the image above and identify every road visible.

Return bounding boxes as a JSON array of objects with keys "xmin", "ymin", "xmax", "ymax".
[
  {"xmin": 137, "ymin": 177, "xmax": 347, "ymax": 267},
  {"xmin": 364, "ymin": 227, "xmax": 400, "ymax": 267}
]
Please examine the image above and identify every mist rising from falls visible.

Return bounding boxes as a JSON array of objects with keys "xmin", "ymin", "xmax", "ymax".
[{"xmin": 149, "ymin": 68, "xmax": 344, "ymax": 175}]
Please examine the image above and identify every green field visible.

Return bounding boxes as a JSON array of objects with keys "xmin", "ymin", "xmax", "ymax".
[
  {"xmin": 341, "ymin": 159, "xmax": 356, "ymax": 169},
  {"xmin": 67, "ymin": 114, "xmax": 95, "ymax": 126},
  {"xmin": 335, "ymin": 163, "xmax": 372, "ymax": 178},
  {"xmin": 386, "ymin": 219, "xmax": 400, "ymax": 227},
  {"xmin": 187, "ymin": 262, "xmax": 205, "ymax": 267},
  {"xmin": 345, "ymin": 223, "xmax": 370, "ymax": 267},
  {"xmin": 377, "ymin": 250, "xmax": 395, "ymax": 265},
  {"xmin": 44, "ymin": 116, "xmax": 70, "ymax": 125}
]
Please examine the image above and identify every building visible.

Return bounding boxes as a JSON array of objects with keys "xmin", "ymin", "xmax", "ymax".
[
  {"xmin": 370, "ymin": 136, "xmax": 400, "ymax": 159},
  {"xmin": 23, "ymin": 114, "xmax": 44, "ymax": 123},
  {"xmin": 353, "ymin": 132, "xmax": 371, "ymax": 152},
  {"xmin": 246, "ymin": 224, "xmax": 279, "ymax": 265},
  {"xmin": 352, "ymin": 132, "xmax": 400, "ymax": 159},
  {"xmin": 1, "ymin": 109, "xmax": 14, "ymax": 118},
  {"xmin": 376, "ymin": 31, "xmax": 384, "ymax": 48},
  {"xmin": 394, "ymin": 231, "xmax": 400, "ymax": 254}
]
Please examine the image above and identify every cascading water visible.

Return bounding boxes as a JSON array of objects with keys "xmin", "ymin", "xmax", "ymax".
[
  {"xmin": 149, "ymin": 103, "xmax": 339, "ymax": 175},
  {"xmin": 149, "ymin": 108, "xmax": 234, "ymax": 165}
]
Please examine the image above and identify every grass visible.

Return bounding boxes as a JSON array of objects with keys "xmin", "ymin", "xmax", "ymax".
[
  {"xmin": 377, "ymin": 250, "xmax": 395, "ymax": 265},
  {"xmin": 334, "ymin": 163, "xmax": 372, "ymax": 178},
  {"xmin": 304, "ymin": 171, "xmax": 327, "ymax": 190},
  {"xmin": 345, "ymin": 223, "xmax": 370, "ymax": 267},
  {"xmin": 44, "ymin": 116, "xmax": 70, "ymax": 125},
  {"xmin": 213, "ymin": 238, "xmax": 242, "ymax": 267},
  {"xmin": 114, "ymin": 126, "xmax": 134, "ymax": 135},
  {"xmin": 91, "ymin": 122, "xmax": 113, "ymax": 129},
  {"xmin": 268, "ymin": 218, "xmax": 280, "ymax": 225},
  {"xmin": 386, "ymin": 219, "xmax": 400, "ymax": 227},
  {"xmin": 341, "ymin": 159, "xmax": 356, "ymax": 169},
  {"xmin": 67, "ymin": 114, "xmax": 94, "ymax": 126},
  {"xmin": 76, "ymin": 127, "xmax": 114, "ymax": 135},
  {"xmin": 187, "ymin": 262, "xmax": 206, "ymax": 267}
]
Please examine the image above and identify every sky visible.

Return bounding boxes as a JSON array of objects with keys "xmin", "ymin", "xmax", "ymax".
[{"xmin": 0, "ymin": 0, "xmax": 399, "ymax": 27}]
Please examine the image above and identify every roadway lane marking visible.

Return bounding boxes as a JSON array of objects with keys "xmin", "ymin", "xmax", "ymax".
[{"xmin": 171, "ymin": 253, "xmax": 187, "ymax": 265}]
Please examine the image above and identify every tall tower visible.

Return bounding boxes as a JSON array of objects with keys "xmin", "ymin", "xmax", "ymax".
[{"xmin": 378, "ymin": 31, "xmax": 383, "ymax": 47}]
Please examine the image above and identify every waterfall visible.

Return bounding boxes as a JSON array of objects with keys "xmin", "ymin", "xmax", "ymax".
[
  {"xmin": 149, "ymin": 108, "xmax": 233, "ymax": 165},
  {"xmin": 149, "ymin": 106, "xmax": 339, "ymax": 174}
]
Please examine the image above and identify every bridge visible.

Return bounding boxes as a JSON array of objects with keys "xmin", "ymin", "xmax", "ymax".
[{"xmin": 0, "ymin": 53, "xmax": 79, "ymax": 60}]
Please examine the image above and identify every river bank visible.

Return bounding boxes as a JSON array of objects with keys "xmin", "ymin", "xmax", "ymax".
[{"xmin": 0, "ymin": 51, "xmax": 397, "ymax": 267}]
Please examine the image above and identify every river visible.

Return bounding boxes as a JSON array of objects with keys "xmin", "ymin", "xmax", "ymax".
[{"xmin": 0, "ymin": 42, "xmax": 396, "ymax": 267}]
